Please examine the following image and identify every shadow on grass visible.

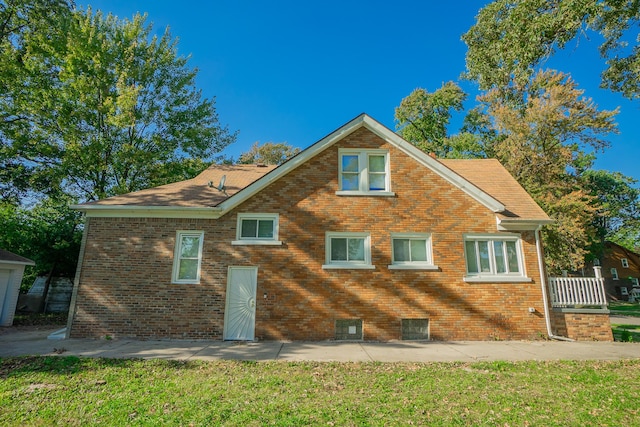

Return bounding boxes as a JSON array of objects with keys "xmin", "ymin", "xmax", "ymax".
[
  {"xmin": 611, "ymin": 324, "xmax": 640, "ymax": 342},
  {"xmin": 0, "ymin": 356, "xmax": 203, "ymax": 378}
]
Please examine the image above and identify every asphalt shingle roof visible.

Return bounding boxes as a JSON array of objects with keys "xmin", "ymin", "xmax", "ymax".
[{"xmin": 84, "ymin": 164, "xmax": 277, "ymax": 208}]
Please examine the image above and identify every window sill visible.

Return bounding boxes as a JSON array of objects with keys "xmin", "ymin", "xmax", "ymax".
[
  {"xmin": 232, "ymin": 240, "xmax": 283, "ymax": 246},
  {"xmin": 335, "ymin": 191, "xmax": 396, "ymax": 197},
  {"xmin": 464, "ymin": 276, "xmax": 532, "ymax": 283},
  {"xmin": 172, "ymin": 280, "xmax": 200, "ymax": 285},
  {"xmin": 322, "ymin": 264, "xmax": 376, "ymax": 270},
  {"xmin": 388, "ymin": 264, "xmax": 440, "ymax": 271}
]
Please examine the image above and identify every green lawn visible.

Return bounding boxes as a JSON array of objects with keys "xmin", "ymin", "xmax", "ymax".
[
  {"xmin": 2, "ymin": 357, "xmax": 639, "ymax": 426},
  {"xmin": 612, "ymin": 324, "xmax": 640, "ymax": 342},
  {"xmin": 609, "ymin": 302, "xmax": 640, "ymax": 317}
]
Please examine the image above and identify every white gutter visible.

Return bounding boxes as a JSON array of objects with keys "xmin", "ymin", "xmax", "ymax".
[{"xmin": 535, "ymin": 227, "xmax": 574, "ymax": 342}]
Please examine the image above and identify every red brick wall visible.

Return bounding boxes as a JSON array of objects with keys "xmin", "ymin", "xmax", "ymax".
[
  {"xmin": 551, "ymin": 311, "xmax": 614, "ymax": 341},
  {"xmin": 70, "ymin": 128, "xmax": 550, "ymax": 340}
]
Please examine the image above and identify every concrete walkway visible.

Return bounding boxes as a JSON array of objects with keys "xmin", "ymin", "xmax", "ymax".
[{"xmin": 1, "ymin": 327, "xmax": 639, "ymax": 362}]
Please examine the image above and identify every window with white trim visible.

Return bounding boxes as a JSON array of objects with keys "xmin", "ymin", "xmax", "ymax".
[
  {"xmin": 337, "ymin": 149, "xmax": 392, "ymax": 195},
  {"xmin": 323, "ymin": 232, "xmax": 373, "ymax": 269},
  {"xmin": 233, "ymin": 213, "xmax": 281, "ymax": 245},
  {"xmin": 611, "ymin": 268, "xmax": 619, "ymax": 280},
  {"xmin": 630, "ymin": 277, "xmax": 639, "ymax": 287},
  {"xmin": 389, "ymin": 233, "xmax": 437, "ymax": 270},
  {"xmin": 172, "ymin": 231, "xmax": 204, "ymax": 284},
  {"xmin": 463, "ymin": 234, "xmax": 528, "ymax": 282},
  {"xmin": 621, "ymin": 258, "xmax": 629, "ymax": 268}
]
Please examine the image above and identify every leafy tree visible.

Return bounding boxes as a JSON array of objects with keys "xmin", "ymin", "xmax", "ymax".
[
  {"xmin": 584, "ymin": 170, "xmax": 640, "ymax": 253},
  {"xmin": 238, "ymin": 141, "xmax": 300, "ymax": 165},
  {"xmin": 394, "ymin": 82, "xmax": 475, "ymax": 158},
  {"xmin": 0, "ymin": 197, "xmax": 82, "ymax": 290},
  {"xmin": 463, "ymin": 0, "xmax": 640, "ymax": 100},
  {"xmin": 479, "ymin": 69, "xmax": 618, "ymax": 272},
  {"xmin": 1, "ymin": 7, "xmax": 235, "ymax": 202},
  {"xmin": 0, "ymin": 0, "xmax": 75, "ymax": 202}
]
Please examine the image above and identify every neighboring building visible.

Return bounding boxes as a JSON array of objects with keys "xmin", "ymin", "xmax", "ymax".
[
  {"xmin": 67, "ymin": 114, "xmax": 611, "ymax": 341},
  {"xmin": 0, "ymin": 249, "xmax": 35, "ymax": 326},
  {"xmin": 593, "ymin": 241, "xmax": 640, "ymax": 302}
]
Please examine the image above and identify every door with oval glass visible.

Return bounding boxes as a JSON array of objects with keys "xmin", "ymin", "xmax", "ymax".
[{"xmin": 223, "ymin": 266, "xmax": 257, "ymax": 340}]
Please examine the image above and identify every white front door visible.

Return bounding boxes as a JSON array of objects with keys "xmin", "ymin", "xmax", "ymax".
[{"xmin": 223, "ymin": 267, "xmax": 257, "ymax": 340}]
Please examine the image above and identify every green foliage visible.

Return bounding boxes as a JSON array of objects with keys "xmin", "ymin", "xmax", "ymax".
[
  {"xmin": 480, "ymin": 69, "xmax": 618, "ymax": 272},
  {"xmin": 463, "ymin": 0, "xmax": 640, "ymax": 100},
  {"xmin": 585, "ymin": 170, "xmax": 640, "ymax": 254},
  {"xmin": 395, "ymin": 82, "xmax": 481, "ymax": 158},
  {"xmin": 0, "ymin": 0, "xmax": 75, "ymax": 202},
  {"xmin": 1, "ymin": 358, "xmax": 640, "ymax": 425},
  {"xmin": 238, "ymin": 141, "xmax": 301, "ymax": 165},
  {"xmin": 0, "ymin": 197, "xmax": 82, "ymax": 287},
  {"xmin": 1, "ymin": 5, "xmax": 235, "ymax": 203}
]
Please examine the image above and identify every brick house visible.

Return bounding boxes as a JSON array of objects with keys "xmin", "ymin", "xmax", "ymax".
[
  {"xmin": 67, "ymin": 114, "xmax": 611, "ymax": 341},
  {"xmin": 594, "ymin": 241, "xmax": 640, "ymax": 302}
]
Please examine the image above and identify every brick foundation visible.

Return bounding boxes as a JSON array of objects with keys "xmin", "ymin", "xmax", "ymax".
[{"xmin": 551, "ymin": 310, "xmax": 613, "ymax": 341}]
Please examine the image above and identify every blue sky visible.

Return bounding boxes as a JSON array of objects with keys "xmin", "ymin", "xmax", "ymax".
[{"xmin": 83, "ymin": 1, "xmax": 639, "ymax": 184}]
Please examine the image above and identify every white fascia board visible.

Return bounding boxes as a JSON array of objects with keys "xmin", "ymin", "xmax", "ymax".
[
  {"xmin": 70, "ymin": 204, "xmax": 224, "ymax": 219},
  {"xmin": 0, "ymin": 259, "xmax": 35, "ymax": 267},
  {"xmin": 497, "ymin": 217, "xmax": 554, "ymax": 231},
  {"xmin": 361, "ymin": 116, "xmax": 506, "ymax": 213}
]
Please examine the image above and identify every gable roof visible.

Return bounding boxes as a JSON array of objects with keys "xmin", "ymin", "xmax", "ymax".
[
  {"xmin": 0, "ymin": 248, "xmax": 35, "ymax": 266},
  {"xmin": 73, "ymin": 113, "xmax": 551, "ymax": 228}
]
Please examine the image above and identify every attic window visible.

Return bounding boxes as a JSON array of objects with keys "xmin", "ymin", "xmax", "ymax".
[
  {"xmin": 232, "ymin": 213, "xmax": 282, "ymax": 245},
  {"xmin": 621, "ymin": 258, "xmax": 629, "ymax": 268},
  {"xmin": 336, "ymin": 149, "xmax": 394, "ymax": 196}
]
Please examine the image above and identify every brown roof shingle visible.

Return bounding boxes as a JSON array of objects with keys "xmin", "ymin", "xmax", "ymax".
[
  {"xmin": 0, "ymin": 248, "xmax": 35, "ymax": 265},
  {"xmin": 440, "ymin": 158, "xmax": 550, "ymax": 221},
  {"xmin": 85, "ymin": 164, "xmax": 277, "ymax": 207}
]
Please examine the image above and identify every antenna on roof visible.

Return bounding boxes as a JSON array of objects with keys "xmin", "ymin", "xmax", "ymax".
[{"xmin": 208, "ymin": 175, "xmax": 227, "ymax": 196}]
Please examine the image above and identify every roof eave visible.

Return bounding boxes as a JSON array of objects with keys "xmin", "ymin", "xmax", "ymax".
[
  {"xmin": 497, "ymin": 218, "xmax": 554, "ymax": 231},
  {"xmin": 70, "ymin": 204, "xmax": 224, "ymax": 219},
  {"xmin": 0, "ymin": 259, "xmax": 35, "ymax": 266}
]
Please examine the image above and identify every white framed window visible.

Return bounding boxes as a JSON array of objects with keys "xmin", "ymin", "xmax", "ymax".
[
  {"xmin": 172, "ymin": 230, "xmax": 204, "ymax": 284},
  {"xmin": 389, "ymin": 233, "xmax": 438, "ymax": 270},
  {"xmin": 323, "ymin": 232, "xmax": 374, "ymax": 269},
  {"xmin": 337, "ymin": 149, "xmax": 393, "ymax": 196},
  {"xmin": 630, "ymin": 277, "xmax": 639, "ymax": 287},
  {"xmin": 611, "ymin": 268, "xmax": 619, "ymax": 280},
  {"xmin": 621, "ymin": 258, "xmax": 629, "ymax": 268},
  {"xmin": 232, "ymin": 213, "xmax": 282, "ymax": 245},
  {"xmin": 463, "ymin": 234, "xmax": 530, "ymax": 282}
]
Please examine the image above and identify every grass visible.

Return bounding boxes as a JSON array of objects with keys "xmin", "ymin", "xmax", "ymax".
[
  {"xmin": 1, "ymin": 357, "xmax": 640, "ymax": 426},
  {"xmin": 612, "ymin": 324, "xmax": 640, "ymax": 342},
  {"xmin": 609, "ymin": 302, "xmax": 640, "ymax": 317},
  {"xmin": 12, "ymin": 312, "xmax": 68, "ymax": 326}
]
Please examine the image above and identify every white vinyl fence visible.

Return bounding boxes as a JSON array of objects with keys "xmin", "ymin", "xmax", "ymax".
[{"xmin": 548, "ymin": 267, "xmax": 607, "ymax": 308}]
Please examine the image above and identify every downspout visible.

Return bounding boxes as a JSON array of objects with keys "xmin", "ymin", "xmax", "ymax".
[{"xmin": 535, "ymin": 226, "xmax": 574, "ymax": 342}]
